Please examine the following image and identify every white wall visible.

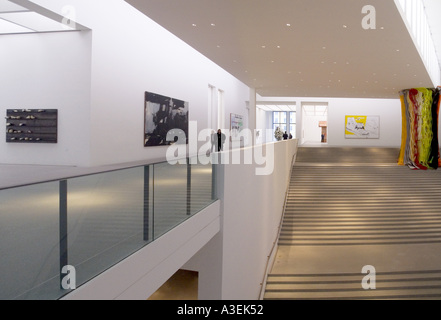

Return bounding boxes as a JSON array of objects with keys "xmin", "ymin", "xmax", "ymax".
[
  {"xmin": 1, "ymin": 0, "xmax": 250, "ymax": 167},
  {"xmin": 258, "ymin": 95, "xmax": 408, "ymax": 148},
  {"xmin": 84, "ymin": 0, "xmax": 250, "ymax": 165},
  {"xmin": 328, "ymin": 98, "xmax": 402, "ymax": 147},
  {"xmin": 185, "ymin": 140, "xmax": 298, "ymax": 300},
  {"xmin": 220, "ymin": 140, "xmax": 297, "ymax": 299},
  {"xmin": 0, "ymin": 31, "xmax": 92, "ymax": 166}
]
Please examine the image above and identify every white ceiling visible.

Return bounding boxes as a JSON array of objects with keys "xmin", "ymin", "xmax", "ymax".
[{"xmin": 126, "ymin": 0, "xmax": 440, "ymax": 99}]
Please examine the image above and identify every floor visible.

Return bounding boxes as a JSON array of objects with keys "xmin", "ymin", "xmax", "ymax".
[
  {"xmin": 148, "ymin": 270, "xmax": 199, "ymax": 300},
  {"xmin": 265, "ymin": 147, "xmax": 441, "ymax": 300}
]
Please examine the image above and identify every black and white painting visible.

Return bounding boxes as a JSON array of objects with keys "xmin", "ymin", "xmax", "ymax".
[{"xmin": 144, "ymin": 92, "xmax": 189, "ymax": 147}]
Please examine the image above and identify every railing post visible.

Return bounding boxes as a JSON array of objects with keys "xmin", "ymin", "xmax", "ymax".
[
  {"xmin": 143, "ymin": 165, "xmax": 150, "ymax": 241},
  {"xmin": 187, "ymin": 158, "xmax": 192, "ymax": 216},
  {"xmin": 212, "ymin": 163, "xmax": 217, "ymax": 201},
  {"xmin": 59, "ymin": 180, "xmax": 68, "ymax": 289}
]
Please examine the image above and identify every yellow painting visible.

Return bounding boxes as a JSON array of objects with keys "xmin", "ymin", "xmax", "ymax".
[{"xmin": 345, "ymin": 115, "xmax": 380, "ymax": 139}]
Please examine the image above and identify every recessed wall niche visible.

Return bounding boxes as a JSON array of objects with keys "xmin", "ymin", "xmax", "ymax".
[{"xmin": 6, "ymin": 109, "xmax": 58, "ymax": 144}]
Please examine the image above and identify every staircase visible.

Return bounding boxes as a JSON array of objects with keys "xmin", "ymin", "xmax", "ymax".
[
  {"xmin": 265, "ymin": 147, "xmax": 441, "ymax": 300},
  {"xmin": 265, "ymin": 270, "xmax": 441, "ymax": 300}
]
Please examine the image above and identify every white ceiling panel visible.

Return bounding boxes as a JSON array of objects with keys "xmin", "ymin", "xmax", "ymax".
[
  {"xmin": 423, "ymin": 0, "xmax": 441, "ymax": 69},
  {"xmin": 0, "ymin": 15, "xmax": 31, "ymax": 32},
  {"xmin": 0, "ymin": 0, "xmax": 27, "ymax": 13},
  {"xmin": 126, "ymin": 0, "xmax": 439, "ymax": 99},
  {"xmin": 257, "ymin": 105, "xmax": 296, "ymax": 112},
  {"xmin": 0, "ymin": 0, "xmax": 88, "ymax": 35},
  {"xmin": 0, "ymin": 11, "xmax": 74, "ymax": 32}
]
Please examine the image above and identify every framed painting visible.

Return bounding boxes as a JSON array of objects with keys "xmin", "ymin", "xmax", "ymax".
[
  {"xmin": 345, "ymin": 115, "xmax": 380, "ymax": 139},
  {"xmin": 144, "ymin": 92, "xmax": 189, "ymax": 147}
]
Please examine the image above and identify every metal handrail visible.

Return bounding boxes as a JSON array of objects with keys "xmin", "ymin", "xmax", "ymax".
[{"xmin": 0, "ymin": 153, "xmax": 200, "ymax": 191}]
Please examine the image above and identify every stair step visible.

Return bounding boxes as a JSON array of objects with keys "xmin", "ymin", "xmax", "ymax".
[
  {"xmin": 265, "ymin": 271, "xmax": 441, "ymax": 300},
  {"xmin": 265, "ymin": 147, "xmax": 441, "ymax": 299}
]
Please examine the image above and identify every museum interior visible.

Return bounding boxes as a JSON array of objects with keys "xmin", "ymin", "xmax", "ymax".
[{"xmin": 0, "ymin": 0, "xmax": 441, "ymax": 300}]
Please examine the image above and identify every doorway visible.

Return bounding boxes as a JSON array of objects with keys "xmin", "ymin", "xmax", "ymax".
[
  {"xmin": 301, "ymin": 103, "xmax": 328, "ymax": 145},
  {"xmin": 148, "ymin": 269, "xmax": 199, "ymax": 300}
]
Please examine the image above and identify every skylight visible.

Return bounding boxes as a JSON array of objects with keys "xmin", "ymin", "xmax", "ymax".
[
  {"xmin": 0, "ymin": 0, "xmax": 88, "ymax": 35},
  {"xmin": 257, "ymin": 104, "xmax": 296, "ymax": 112}
]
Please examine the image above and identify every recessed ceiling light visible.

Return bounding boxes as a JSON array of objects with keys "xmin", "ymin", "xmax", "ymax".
[
  {"xmin": 343, "ymin": 25, "xmax": 348, "ymax": 28},
  {"xmin": 192, "ymin": 24, "xmax": 197, "ymax": 27},
  {"xmin": 261, "ymin": 46, "xmax": 266, "ymax": 49},
  {"xmin": 277, "ymin": 46, "xmax": 281, "ymax": 49},
  {"xmin": 286, "ymin": 23, "xmax": 291, "ymax": 27},
  {"xmin": 211, "ymin": 23, "xmax": 216, "ymax": 27}
]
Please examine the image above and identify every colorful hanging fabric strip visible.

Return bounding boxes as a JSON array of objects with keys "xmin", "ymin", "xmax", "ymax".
[{"xmin": 399, "ymin": 87, "xmax": 441, "ymax": 170}]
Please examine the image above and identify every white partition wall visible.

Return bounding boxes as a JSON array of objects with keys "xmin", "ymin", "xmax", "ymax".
[
  {"xmin": 0, "ymin": 0, "xmax": 250, "ymax": 167},
  {"xmin": 184, "ymin": 140, "xmax": 298, "ymax": 300}
]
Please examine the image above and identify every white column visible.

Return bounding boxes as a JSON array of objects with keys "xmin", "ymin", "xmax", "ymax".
[{"xmin": 248, "ymin": 88, "xmax": 257, "ymax": 145}]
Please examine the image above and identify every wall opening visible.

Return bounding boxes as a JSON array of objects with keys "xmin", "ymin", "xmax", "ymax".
[
  {"xmin": 148, "ymin": 269, "xmax": 199, "ymax": 300},
  {"xmin": 208, "ymin": 84, "xmax": 218, "ymax": 131},
  {"xmin": 301, "ymin": 103, "xmax": 328, "ymax": 145},
  {"xmin": 218, "ymin": 89, "xmax": 225, "ymax": 130}
]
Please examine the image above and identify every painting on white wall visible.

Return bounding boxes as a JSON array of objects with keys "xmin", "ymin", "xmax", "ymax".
[
  {"xmin": 144, "ymin": 92, "xmax": 189, "ymax": 147},
  {"xmin": 230, "ymin": 113, "xmax": 244, "ymax": 141},
  {"xmin": 345, "ymin": 115, "xmax": 380, "ymax": 139}
]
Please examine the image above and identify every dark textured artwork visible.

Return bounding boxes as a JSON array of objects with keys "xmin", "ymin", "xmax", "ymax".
[{"xmin": 144, "ymin": 92, "xmax": 189, "ymax": 147}]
